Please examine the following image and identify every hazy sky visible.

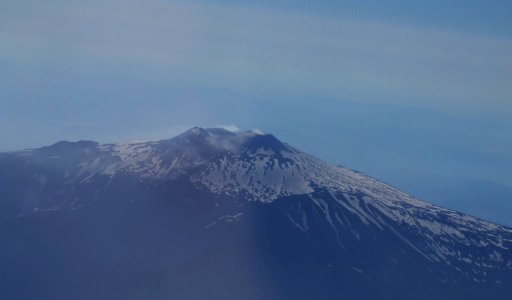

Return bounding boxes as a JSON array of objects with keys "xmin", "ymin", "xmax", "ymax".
[{"xmin": 1, "ymin": 0, "xmax": 511, "ymax": 220}]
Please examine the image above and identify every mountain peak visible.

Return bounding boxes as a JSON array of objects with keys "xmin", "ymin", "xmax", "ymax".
[
  {"xmin": 2, "ymin": 126, "xmax": 512, "ymax": 299},
  {"xmin": 168, "ymin": 127, "xmax": 286, "ymax": 154},
  {"xmin": 242, "ymin": 133, "xmax": 288, "ymax": 153},
  {"xmin": 40, "ymin": 140, "xmax": 98, "ymax": 153},
  {"xmin": 178, "ymin": 127, "xmax": 264, "ymax": 138}
]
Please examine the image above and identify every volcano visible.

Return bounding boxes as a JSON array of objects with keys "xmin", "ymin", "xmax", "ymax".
[{"xmin": 1, "ymin": 127, "xmax": 511, "ymax": 299}]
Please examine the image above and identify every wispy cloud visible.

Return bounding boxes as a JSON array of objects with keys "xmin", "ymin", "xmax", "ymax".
[
  {"xmin": 1, "ymin": 0, "xmax": 511, "ymax": 114},
  {"xmin": 217, "ymin": 124, "xmax": 240, "ymax": 132}
]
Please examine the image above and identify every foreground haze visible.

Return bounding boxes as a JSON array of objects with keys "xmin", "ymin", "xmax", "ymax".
[{"xmin": 1, "ymin": 128, "xmax": 511, "ymax": 299}]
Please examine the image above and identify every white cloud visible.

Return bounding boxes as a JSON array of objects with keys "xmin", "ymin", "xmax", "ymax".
[
  {"xmin": 251, "ymin": 128, "xmax": 265, "ymax": 135},
  {"xmin": 218, "ymin": 124, "xmax": 240, "ymax": 132}
]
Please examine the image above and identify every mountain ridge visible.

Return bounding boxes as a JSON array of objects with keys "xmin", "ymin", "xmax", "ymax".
[{"xmin": 1, "ymin": 127, "xmax": 511, "ymax": 299}]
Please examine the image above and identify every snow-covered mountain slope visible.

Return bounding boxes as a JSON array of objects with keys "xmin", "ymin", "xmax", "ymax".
[{"xmin": 1, "ymin": 127, "xmax": 511, "ymax": 300}]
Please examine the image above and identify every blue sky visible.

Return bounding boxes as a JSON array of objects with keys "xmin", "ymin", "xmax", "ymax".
[{"xmin": 1, "ymin": 0, "xmax": 511, "ymax": 223}]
